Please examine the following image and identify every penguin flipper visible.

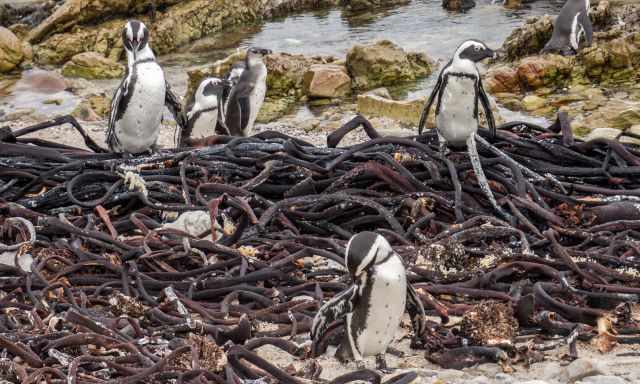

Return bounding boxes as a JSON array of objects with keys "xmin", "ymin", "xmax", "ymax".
[
  {"xmin": 418, "ymin": 69, "xmax": 445, "ymax": 135},
  {"xmin": 165, "ymin": 81, "xmax": 187, "ymax": 147},
  {"xmin": 106, "ymin": 73, "xmax": 130, "ymax": 152},
  {"xmin": 477, "ymin": 79, "xmax": 496, "ymax": 139},
  {"xmin": 406, "ymin": 283, "xmax": 427, "ymax": 341},
  {"xmin": 311, "ymin": 285, "xmax": 358, "ymax": 343}
]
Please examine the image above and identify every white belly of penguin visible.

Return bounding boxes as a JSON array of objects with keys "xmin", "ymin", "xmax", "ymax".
[
  {"xmin": 244, "ymin": 69, "xmax": 267, "ymax": 137},
  {"xmin": 115, "ymin": 63, "xmax": 166, "ymax": 153},
  {"xmin": 191, "ymin": 109, "xmax": 218, "ymax": 139},
  {"xmin": 437, "ymin": 76, "xmax": 478, "ymax": 147},
  {"xmin": 354, "ymin": 257, "xmax": 407, "ymax": 356}
]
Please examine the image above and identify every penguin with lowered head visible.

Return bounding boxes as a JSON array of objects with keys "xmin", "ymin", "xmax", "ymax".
[
  {"xmin": 311, "ymin": 231, "xmax": 427, "ymax": 371},
  {"xmin": 107, "ymin": 20, "xmax": 185, "ymax": 154},
  {"xmin": 178, "ymin": 77, "xmax": 233, "ymax": 146}
]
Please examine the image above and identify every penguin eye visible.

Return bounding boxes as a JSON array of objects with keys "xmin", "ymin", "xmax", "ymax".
[{"xmin": 474, "ymin": 46, "xmax": 481, "ymax": 52}]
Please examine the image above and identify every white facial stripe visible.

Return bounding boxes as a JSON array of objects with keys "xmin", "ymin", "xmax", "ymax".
[
  {"xmin": 344, "ymin": 235, "xmax": 355, "ymax": 270},
  {"xmin": 355, "ymin": 235, "xmax": 383, "ymax": 276},
  {"xmin": 138, "ymin": 25, "xmax": 145, "ymax": 42},
  {"xmin": 126, "ymin": 23, "xmax": 133, "ymax": 41}
]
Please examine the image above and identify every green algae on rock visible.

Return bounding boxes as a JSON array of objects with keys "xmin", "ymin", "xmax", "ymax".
[{"xmin": 62, "ymin": 52, "xmax": 124, "ymax": 80}]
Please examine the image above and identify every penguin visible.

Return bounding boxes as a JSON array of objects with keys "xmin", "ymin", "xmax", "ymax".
[
  {"xmin": 178, "ymin": 77, "xmax": 233, "ymax": 145},
  {"xmin": 224, "ymin": 47, "xmax": 272, "ymax": 137},
  {"xmin": 417, "ymin": 40, "xmax": 511, "ymax": 219},
  {"xmin": 311, "ymin": 232, "xmax": 426, "ymax": 371},
  {"xmin": 542, "ymin": 0, "xmax": 593, "ymax": 55},
  {"xmin": 107, "ymin": 20, "xmax": 185, "ymax": 154}
]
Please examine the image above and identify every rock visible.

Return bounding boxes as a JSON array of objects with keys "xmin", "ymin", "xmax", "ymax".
[
  {"xmin": 87, "ymin": 94, "xmax": 110, "ymax": 118},
  {"xmin": 257, "ymin": 96, "xmax": 297, "ymax": 123},
  {"xmin": 501, "ymin": 15, "xmax": 554, "ymax": 61},
  {"xmin": 563, "ymin": 359, "xmax": 605, "ymax": 383},
  {"xmin": 33, "ymin": 0, "xmax": 339, "ymax": 65},
  {"xmin": 485, "ymin": 65, "xmax": 521, "ymax": 94},
  {"xmin": 516, "ymin": 54, "xmax": 572, "ymax": 90},
  {"xmin": 347, "ymin": 40, "xmax": 434, "ymax": 90},
  {"xmin": 357, "ymin": 93, "xmax": 425, "ymax": 126},
  {"xmin": 442, "ymin": 0, "xmax": 475, "ymax": 11},
  {"xmin": 503, "ymin": 0, "xmax": 521, "ymax": 8},
  {"xmin": 584, "ymin": 127, "xmax": 623, "ymax": 141},
  {"xmin": 0, "ymin": 27, "xmax": 24, "ymax": 73},
  {"xmin": 27, "ymin": 0, "xmax": 182, "ymax": 44},
  {"xmin": 578, "ymin": 375, "xmax": 626, "ymax": 384},
  {"xmin": 591, "ymin": 1, "xmax": 613, "ymax": 28},
  {"xmin": 62, "ymin": 52, "xmax": 124, "ymax": 79},
  {"xmin": 345, "ymin": 0, "xmax": 410, "ymax": 12},
  {"xmin": 580, "ymin": 37, "xmax": 638, "ymax": 82},
  {"xmin": 161, "ymin": 211, "xmax": 220, "ymax": 241},
  {"xmin": 467, "ymin": 376, "xmax": 490, "ymax": 384},
  {"xmin": 522, "ymin": 95, "xmax": 546, "ymax": 111},
  {"xmin": 264, "ymin": 53, "xmax": 329, "ymax": 98},
  {"xmin": 518, "ymin": 381, "xmax": 552, "ymax": 384},
  {"xmin": 72, "ymin": 101, "xmax": 101, "ymax": 121},
  {"xmin": 18, "ymin": 69, "xmax": 67, "ymax": 94},
  {"xmin": 436, "ymin": 369, "xmax": 467, "ymax": 381},
  {"xmin": 303, "ymin": 64, "xmax": 351, "ymax": 98}
]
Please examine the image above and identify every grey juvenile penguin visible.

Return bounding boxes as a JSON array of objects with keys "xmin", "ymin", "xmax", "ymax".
[
  {"xmin": 311, "ymin": 232, "xmax": 426, "ymax": 371},
  {"xmin": 107, "ymin": 20, "xmax": 184, "ymax": 154},
  {"xmin": 224, "ymin": 47, "xmax": 272, "ymax": 137},
  {"xmin": 542, "ymin": 0, "xmax": 593, "ymax": 55}
]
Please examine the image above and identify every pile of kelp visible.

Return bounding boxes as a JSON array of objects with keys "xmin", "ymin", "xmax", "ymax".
[{"xmin": 0, "ymin": 114, "xmax": 639, "ymax": 383}]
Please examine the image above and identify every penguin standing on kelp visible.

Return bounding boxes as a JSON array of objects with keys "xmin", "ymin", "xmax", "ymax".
[
  {"xmin": 311, "ymin": 232, "xmax": 426, "ymax": 371},
  {"xmin": 542, "ymin": 0, "xmax": 593, "ymax": 55},
  {"xmin": 178, "ymin": 77, "xmax": 232, "ymax": 146},
  {"xmin": 224, "ymin": 47, "xmax": 272, "ymax": 137},
  {"xmin": 417, "ymin": 40, "xmax": 512, "ymax": 219},
  {"xmin": 107, "ymin": 20, "xmax": 185, "ymax": 154}
]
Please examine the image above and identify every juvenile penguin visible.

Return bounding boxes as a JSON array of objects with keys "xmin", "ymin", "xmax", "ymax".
[
  {"xmin": 224, "ymin": 47, "xmax": 272, "ymax": 137},
  {"xmin": 417, "ymin": 40, "xmax": 511, "ymax": 219},
  {"xmin": 179, "ymin": 77, "xmax": 232, "ymax": 145},
  {"xmin": 542, "ymin": 0, "xmax": 592, "ymax": 55},
  {"xmin": 311, "ymin": 232, "xmax": 426, "ymax": 371},
  {"xmin": 107, "ymin": 20, "xmax": 184, "ymax": 154}
]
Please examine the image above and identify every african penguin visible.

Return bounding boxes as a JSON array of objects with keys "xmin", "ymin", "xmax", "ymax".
[
  {"xmin": 311, "ymin": 232, "xmax": 426, "ymax": 371},
  {"xmin": 107, "ymin": 20, "xmax": 185, "ymax": 154},
  {"xmin": 224, "ymin": 47, "xmax": 272, "ymax": 137},
  {"xmin": 542, "ymin": 0, "xmax": 592, "ymax": 55},
  {"xmin": 417, "ymin": 40, "xmax": 511, "ymax": 219},
  {"xmin": 179, "ymin": 77, "xmax": 232, "ymax": 145}
]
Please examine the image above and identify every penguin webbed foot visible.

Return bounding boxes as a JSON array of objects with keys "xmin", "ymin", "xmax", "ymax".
[{"xmin": 375, "ymin": 354, "xmax": 394, "ymax": 374}]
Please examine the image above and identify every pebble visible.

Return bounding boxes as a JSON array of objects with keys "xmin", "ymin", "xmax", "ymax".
[
  {"xmin": 437, "ymin": 369, "xmax": 467, "ymax": 381},
  {"xmin": 564, "ymin": 359, "xmax": 605, "ymax": 382},
  {"xmin": 467, "ymin": 376, "xmax": 491, "ymax": 384},
  {"xmin": 578, "ymin": 376, "xmax": 626, "ymax": 384},
  {"xmin": 495, "ymin": 373, "xmax": 514, "ymax": 383}
]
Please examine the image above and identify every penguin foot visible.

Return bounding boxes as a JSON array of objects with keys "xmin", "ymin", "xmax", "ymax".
[{"xmin": 375, "ymin": 354, "xmax": 394, "ymax": 374}]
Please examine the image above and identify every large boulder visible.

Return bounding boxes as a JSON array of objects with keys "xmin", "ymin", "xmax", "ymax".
[
  {"xmin": 303, "ymin": 64, "xmax": 351, "ymax": 98},
  {"xmin": 357, "ymin": 93, "xmax": 425, "ymax": 126},
  {"xmin": 501, "ymin": 15, "xmax": 554, "ymax": 61},
  {"xmin": 485, "ymin": 65, "xmax": 521, "ymax": 94},
  {"xmin": 27, "ymin": 0, "xmax": 182, "ymax": 44},
  {"xmin": 0, "ymin": 27, "xmax": 24, "ymax": 73},
  {"xmin": 32, "ymin": 0, "xmax": 340, "ymax": 65},
  {"xmin": 516, "ymin": 54, "xmax": 573, "ymax": 89},
  {"xmin": 346, "ymin": 40, "xmax": 434, "ymax": 90},
  {"xmin": 62, "ymin": 52, "xmax": 124, "ymax": 79}
]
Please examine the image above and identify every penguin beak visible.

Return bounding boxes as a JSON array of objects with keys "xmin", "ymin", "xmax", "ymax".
[{"xmin": 131, "ymin": 39, "xmax": 140, "ymax": 61}]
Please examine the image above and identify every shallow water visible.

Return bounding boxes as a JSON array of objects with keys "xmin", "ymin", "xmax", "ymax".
[{"xmin": 1, "ymin": 0, "xmax": 562, "ymax": 126}]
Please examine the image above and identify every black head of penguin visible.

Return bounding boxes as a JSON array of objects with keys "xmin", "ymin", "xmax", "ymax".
[
  {"xmin": 122, "ymin": 20, "xmax": 150, "ymax": 54},
  {"xmin": 345, "ymin": 231, "xmax": 393, "ymax": 277},
  {"xmin": 456, "ymin": 40, "xmax": 495, "ymax": 62}
]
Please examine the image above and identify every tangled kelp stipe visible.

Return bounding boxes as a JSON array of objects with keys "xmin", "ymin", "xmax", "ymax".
[{"xmin": 0, "ymin": 113, "xmax": 640, "ymax": 382}]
